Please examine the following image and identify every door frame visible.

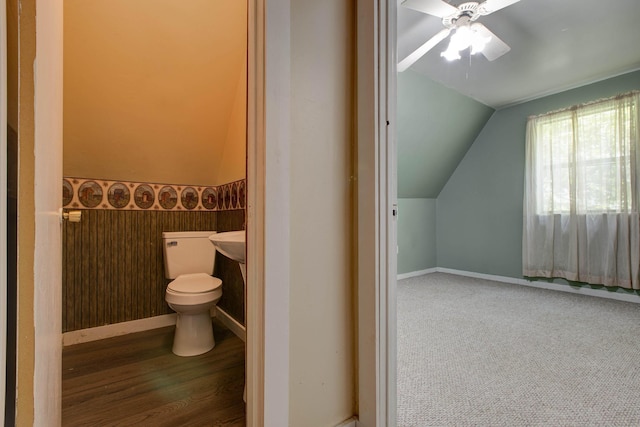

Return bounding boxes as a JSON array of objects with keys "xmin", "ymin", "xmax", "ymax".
[
  {"xmin": 246, "ymin": 0, "xmax": 293, "ymax": 424},
  {"xmin": 29, "ymin": 0, "xmax": 277, "ymax": 424},
  {"xmin": 33, "ymin": 0, "xmax": 63, "ymax": 424},
  {"xmin": 1, "ymin": 0, "xmax": 8, "ymax": 423},
  {"xmin": 245, "ymin": 0, "xmax": 291, "ymax": 424},
  {"xmin": 356, "ymin": 0, "xmax": 397, "ymax": 425},
  {"xmin": 31, "ymin": 0, "xmax": 396, "ymax": 425}
]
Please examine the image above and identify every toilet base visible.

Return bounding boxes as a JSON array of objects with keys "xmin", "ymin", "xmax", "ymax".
[{"xmin": 172, "ymin": 311, "xmax": 215, "ymax": 357}]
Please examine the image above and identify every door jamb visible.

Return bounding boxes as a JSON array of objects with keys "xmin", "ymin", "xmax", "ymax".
[
  {"xmin": 33, "ymin": 0, "xmax": 63, "ymax": 424},
  {"xmin": 0, "ymin": 0, "xmax": 8, "ymax": 423},
  {"xmin": 246, "ymin": 0, "xmax": 292, "ymax": 425},
  {"xmin": 356, "ymin": 0, "xmax": 397, "ymax": 425},
  {"xmin": 31, "ymin": 1, "xmax": 273, "ymax": 425},
  {"xmin": 31, "ymin": 0, "xmax": 398, "ymax": 424}
]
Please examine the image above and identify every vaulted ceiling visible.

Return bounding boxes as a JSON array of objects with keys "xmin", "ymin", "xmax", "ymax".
[{"xmin": 397, "ymin": 0, "xmax": 640, "ymax": 198}]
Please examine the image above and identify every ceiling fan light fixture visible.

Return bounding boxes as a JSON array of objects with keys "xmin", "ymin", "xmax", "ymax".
[
  {"xmin": 440, "ymin": 27, "xmax": 470, "ymax": 61},
  {"xmin": 441, "ymin": 47, "xmax": 461, "ymax": 61},
  {"xmin": 449, "ymin": 25, "xmax": 474, "ymax": 51},
  {"xmin": 399, "ymin": 0, "xmax": 517, "ymax": 70},
  {"xmin": 440, "ymin": 24, "xmax": 491, "ymax": 60}
]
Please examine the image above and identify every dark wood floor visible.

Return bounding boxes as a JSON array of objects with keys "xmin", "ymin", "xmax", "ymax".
[{"xmin": 62, "ymin": 320, "xmax": 245, "ymax": 426}]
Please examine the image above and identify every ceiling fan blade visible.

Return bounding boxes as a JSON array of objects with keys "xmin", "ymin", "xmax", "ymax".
[
  {"xmin": 473, "ymin": 23, "xmax": 511, "ymax": 61},
  {"xmin": 398, "ymin": 28, "xmax": 451, "ymax": 72},
  {"xmin": 401, "ymin": 0, "xmax": 459, "ymax": 18},
  {"xmin": 477, "ymin": 0, "xmax": 520, "ymax": 15}
]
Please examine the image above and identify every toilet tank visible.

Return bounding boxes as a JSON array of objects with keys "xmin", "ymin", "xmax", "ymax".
[{"xmin": 162, "ymin": 231, "xmax": 217, "ymax": 279}]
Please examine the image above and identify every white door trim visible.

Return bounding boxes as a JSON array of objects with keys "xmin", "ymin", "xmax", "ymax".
[
  {"xmin": 32, "ymin": 1, "xmax": 272, "ymax": 425},
  {"xmin": 0, "ymin": 0, "xmax": 8, "ymax": 422},
  {"xmin": 246, "ymin": 0, "xmax": 292, "ymax": 424},
  {"xmin": 249, "ymin": 0, "xmax": 291, "ymax": 425},
  {"xmin": 33, "ymin": 1, "xmax": 394, "ymax": 425},
  {"xmin": 385, "ymin": 2, "xmax": 398, "ymax": 425},
  {"xmin": 33, "ymin": 0, "xmax": 63, "ymax": 424},
  {"xmin": 356, "ymin": 0, "xmax": 397, "ymax": 425}
]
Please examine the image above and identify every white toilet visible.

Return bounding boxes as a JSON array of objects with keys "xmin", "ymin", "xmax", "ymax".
[{"xmin": 162, "ymin": 230, "xmax": 222, "ymax": 357}]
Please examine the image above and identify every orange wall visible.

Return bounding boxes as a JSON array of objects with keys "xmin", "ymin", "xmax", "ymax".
[
  {"xmin": 216, "ymin": 57, "xmax": 248, "ymax": 185},
  {"xmin": 63, "ymin": 0, "xmax": 246, "ymax": 186}
]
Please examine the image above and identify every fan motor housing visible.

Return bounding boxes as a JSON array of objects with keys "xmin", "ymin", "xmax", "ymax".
[{"xmin": 442, "ymin": 2, "xmax": 480, "ymax": 28}]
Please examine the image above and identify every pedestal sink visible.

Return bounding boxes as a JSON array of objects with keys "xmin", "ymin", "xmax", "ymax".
[
  {"xmin": 208, "ymin": 230, "xmax": 247, "ymax": 402},
  {"xmin": 209, "ymin": 230, "xmax": 246, "ymax": 282}
]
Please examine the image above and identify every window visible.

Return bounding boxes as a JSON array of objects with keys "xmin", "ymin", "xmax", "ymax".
[
  {"xmin": 523, "ymin": 91, "xmax": 640, "ymax": 289},
  {"xmin": 529, "ymin": 92, "xmax": 639, "ymax": 214}
]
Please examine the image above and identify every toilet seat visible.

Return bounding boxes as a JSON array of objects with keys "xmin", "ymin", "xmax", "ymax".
[
  {"xmin": 166, "ymin": 273, "xmax": 222, "ymax": 307},
  {"xmin": 167, "ymin": 273, "xmax": 222, "ymax": 294}
]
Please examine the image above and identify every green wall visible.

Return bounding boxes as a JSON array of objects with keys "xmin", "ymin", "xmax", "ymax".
[
  {"xmin": 437, "ymin": 70, "xmax": 640, "ymax": 278},
  {"xmin": 396, "ymin": 71, "xmax": 493, "ymax": 274},
  {"xmin": 397, "ymin": 70, "xmax": 494, "ymax": 198},
  {"xmin": 398, "ymin": 198, "xmax": 437, "ymax": 274}
]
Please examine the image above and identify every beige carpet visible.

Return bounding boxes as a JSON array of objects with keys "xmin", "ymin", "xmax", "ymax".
[{"xmin": 397, "ymin": 273, "xmax": 640, "ymax": 426}]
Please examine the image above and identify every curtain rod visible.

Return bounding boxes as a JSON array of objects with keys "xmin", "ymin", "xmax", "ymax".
[{"xmin": 528, "ymin": 90, "xmax": 640, "ymax": 120}]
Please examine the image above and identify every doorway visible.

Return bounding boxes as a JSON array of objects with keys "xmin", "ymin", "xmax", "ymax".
[
  {"xmin": 60, "ymin": 0, "xmax": 248, "ymax": 423},
  {"xmin": 31, "ymin": 1, "xmax": 394, "ymax": 425}
]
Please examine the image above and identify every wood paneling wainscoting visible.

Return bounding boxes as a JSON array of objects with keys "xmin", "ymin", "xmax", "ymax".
[{"xmin": 62, "ymin": 209, "xmax": 245, "ymax": 332}]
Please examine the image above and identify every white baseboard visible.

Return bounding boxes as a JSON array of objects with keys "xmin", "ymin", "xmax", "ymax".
[
  {"xmin": 63, "ymin": 313, "xmax": 178, "ymax": 346},
  {"xmin": 397, "ymin": 267, "xmax": 437, "ymax": 280},
  {"xmin": 436, "ymin": 268, "xmax": 533, "ymax": 286},
  {"xmin": 215, "ymin": 306, "xmax": 246, "ymax": 342},
  {"xmin": 63, "ymin": 307, "xmax": 248, "ymax": 347},
  {"xmin": 335, "ymin": 417, "xmax": 357, "ymax": 427},
  {"xmin": 436, "ymin": 267, "xmax": 640, "ymax": 304}
]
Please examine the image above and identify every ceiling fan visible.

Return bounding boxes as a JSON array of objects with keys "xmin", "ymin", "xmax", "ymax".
[{"xmin": 398, "ymin": 0, "xmax": 520, "ymax": 72}]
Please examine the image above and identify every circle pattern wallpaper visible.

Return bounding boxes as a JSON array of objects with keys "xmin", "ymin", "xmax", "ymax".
[
  {"xmin": 134, "ymin": 184, "xmax": 155, "ymax": 209},
  {"xmin": 107, "ymin": 183, "xmax": 130, "ymax": 208},
  {"xmin": 63, "ymin": 178, "xmax": 246, "ymax": 212},
  {"xmin": 77, "ymin": 181, "xmax": 103, "ymax": 208}
]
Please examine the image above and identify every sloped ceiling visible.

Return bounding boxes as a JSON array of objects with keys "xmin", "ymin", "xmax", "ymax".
[
  {"xmin": 397, "ymin": 0, "xmax": 640, "ymax": 199},
  {"xmin": 63, "ymin": 0, "xmax": 247, "ymax": 186},
  {"xmin": 398, "ymin": 0, "xmax": 640, "ymax": 109},
  {"xmin": 397, "ymin": 70, "xmax": 494, "ymax": 198}
]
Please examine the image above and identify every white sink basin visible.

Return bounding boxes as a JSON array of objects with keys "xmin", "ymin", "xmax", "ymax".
[{"xmin": 209, "ymin": 231, "xmax": 245, "ymax": 264}]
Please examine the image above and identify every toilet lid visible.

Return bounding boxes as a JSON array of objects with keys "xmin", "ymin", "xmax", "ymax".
[{"xmin": 168, "ymin": 273, "xmax": 222, "ymax": 294}]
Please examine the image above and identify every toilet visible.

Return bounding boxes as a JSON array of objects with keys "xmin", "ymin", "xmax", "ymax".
[{"xmin": 162, "ymin": 230, "xmax": 222, "ymax": 356}]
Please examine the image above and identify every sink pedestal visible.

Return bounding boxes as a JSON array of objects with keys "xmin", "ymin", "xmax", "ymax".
[{"xmin": 208, "ymin": 231, "xmax": 247, "ymax": 403}]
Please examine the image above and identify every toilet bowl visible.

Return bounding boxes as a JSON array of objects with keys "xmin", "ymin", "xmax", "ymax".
[
  {"xmin": 166, "ymin": 273, "xmax": 222, "ymax": 356},
  {"xmin": 162, "ymin": 231, "xmax": 222, "ymax": 356}
]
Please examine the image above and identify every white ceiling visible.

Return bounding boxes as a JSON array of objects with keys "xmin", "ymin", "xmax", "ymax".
[{"xmin": 397, "ymin": 0, "xmax": 640, "ymax": 108}]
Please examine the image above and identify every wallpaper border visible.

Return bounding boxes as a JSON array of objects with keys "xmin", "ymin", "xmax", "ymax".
[{"xmin": 63, "ymin": 177, "xmax": 246, "ymax": 211}]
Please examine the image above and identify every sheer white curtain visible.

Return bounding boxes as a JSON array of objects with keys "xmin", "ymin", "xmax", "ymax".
[{"xmin": 523, "ymin": 91, "xmax": 640, "ymax": 289}]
